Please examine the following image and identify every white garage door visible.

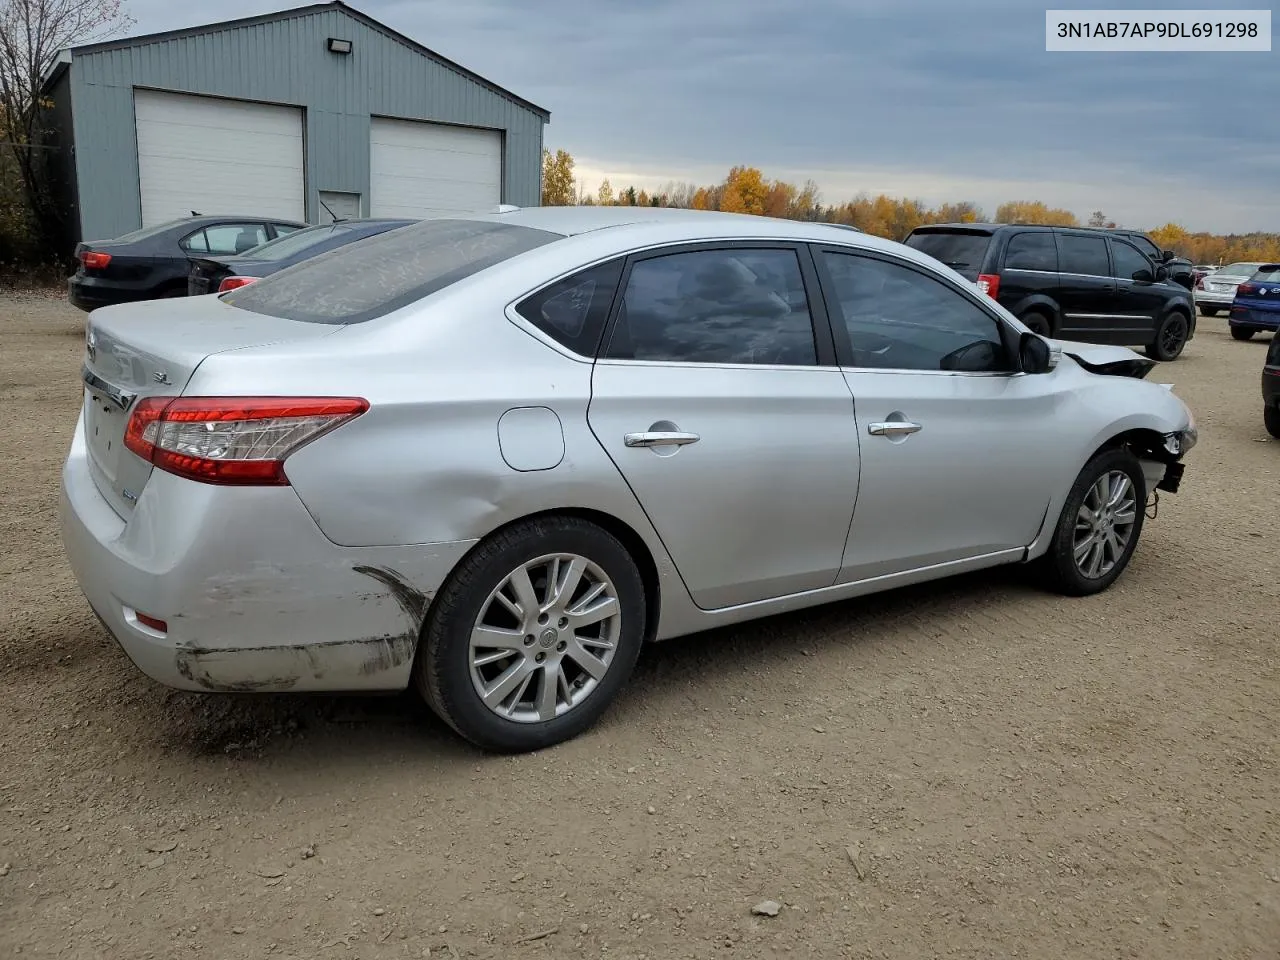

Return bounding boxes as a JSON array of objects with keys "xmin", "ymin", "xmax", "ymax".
[
  {"xmin": 369, "ymin": 117, "xmax": 502, "ymax": 219},
  {"xmin": 134, "ymin": 89, "xmax": 305, "ymax": 227}
]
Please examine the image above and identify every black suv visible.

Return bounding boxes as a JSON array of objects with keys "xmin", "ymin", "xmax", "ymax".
[{"xmin": 903, "ymin": 223, "xmax": 1196, "ymax": 361}]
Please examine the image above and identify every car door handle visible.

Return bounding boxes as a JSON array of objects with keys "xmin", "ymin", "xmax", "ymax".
[
  {"xmin": 624, "ymin": 431, "xmax": 701, "ymax": 448},
  {"xmin": 867, "ymin": 421, "xmax": 922, "ymax": 437}
]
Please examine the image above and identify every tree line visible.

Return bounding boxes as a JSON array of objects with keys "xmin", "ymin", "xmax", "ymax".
[{"xmin": 543, "ymin": 148, "xmax": 1280, "ymax": 266}]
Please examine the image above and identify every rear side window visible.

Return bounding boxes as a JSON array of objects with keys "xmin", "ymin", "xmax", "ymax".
[
  {"xmin": 604, "ymin": 248, "xmax": 818, "ymax": 366},
  {"xmin": 515, "ymin": 259, "xmax": 624, "ymax": 356},
  {"xmin": 1057, "ymin": 235, "xmax": 1110, "ymax": 276},
  {"xmin": 223, "ymin": 219, "xmax": 561, "ymax": 324},
  {"xmin": 1003, "ymin": 232, "xmax": 1058, "ymax": 272},
  {"xmin": 903, "ymin": 230, "xmax": 991, "ymax": 271}
]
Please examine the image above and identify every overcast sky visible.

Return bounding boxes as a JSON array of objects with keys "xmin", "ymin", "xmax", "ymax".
[{"xmin": 116, "ymin": 0, "xmax": 1277, "ymax": 233}]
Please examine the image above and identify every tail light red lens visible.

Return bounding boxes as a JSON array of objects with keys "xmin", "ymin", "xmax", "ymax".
[
  {"xmin": 1237, "ymin": 283, "xmax": 1258, "ymax": 295},
  {"xmin": 1194, "ymin": 277, "xmax": 1203, "ymax": 290},
  {"xmin": 80, "ymin": 251, "xmax": 112, "ymax": 270},
  {"xmin": 976, "ymin": 273, "xmax": 1001, "ymax": 299},
  {"xmin": 218, "ymin": 276, "xmax": 258, "ymax": 292},
  {"xmin": 123, "ymin": 396, "xmax": 369, "ymax": 486}
]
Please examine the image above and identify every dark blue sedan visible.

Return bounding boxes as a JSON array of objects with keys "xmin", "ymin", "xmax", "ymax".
[
  {"xmin": 1228, "ymin": 263, "xmax": 1280, "ymax": 341},
  {"xmin": 187, "ymin": 218, "xmax": 417, "ymax": 295}
]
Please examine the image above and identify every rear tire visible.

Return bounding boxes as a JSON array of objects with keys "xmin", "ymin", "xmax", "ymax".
[
  {"xmin": 1198, "ymin": 306, "xmax": 1219, "ymax": 317},
  {"xmin": 1265, "ymin": 404, "xmax": 1280, "ymax": 440},
  {"xmin": 1019, "ymin": 310, "xmax": 1053, "ymax": 337},
  {"xmin": 1230, "ymin": 326, "xmax": 1255, "ymax": 341},
  {"xmin": 1037, "ymin": 448, "xmax": 1147, "ymax": 597},
  {"xmin": 1145, "ymin": 311, "xmax": 1189, "ymax": 361},
  {"xmin": 414, "ymin": 515, "xmax": 646, "ymax": 753}
]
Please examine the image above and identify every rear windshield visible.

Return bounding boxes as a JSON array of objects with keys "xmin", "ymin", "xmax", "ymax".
[
  {"xmin": 1250, "ymin": 265, "xmax": 1280, "ymax": 280},
  {"xmin": 222, "ymin": 219, "xmax": 562, "ymax": 324},
  {"xmin": 903, "ymin": 230, "xmax": 992, "ymax": 270},
  {"xmin": 242, "ymin": 224, "xmax": 343, "ymax": 261},
  {"xmin": 1223, "ymin": 262, "xmax": 1262, "ymax": 275},
  {"xmin": 109, "ymin": 218, "xmax": 192, "ymax": 243}
]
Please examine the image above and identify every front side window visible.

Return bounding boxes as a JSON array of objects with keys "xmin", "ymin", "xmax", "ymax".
[
  {"xmin": 1129, "ymin": 235, "xmax": 1162, "ymax": 260},
  {"xmin": 1003, "ymin": 232, "xmax": 1058, "ymax": 272},
  {"xmin": 1057, "ymin": 234, "xmax": 1110, "ymax": 277},
  {"xmin": 1110, "ymin": 239, "xmax": 1151, "ymax": 280},
  {"xmin": 515, "ymin": 260, "xmax": 624, "ymax": 356},
  {"xmin": 603, "ymin": 248, "xmax": 818, "ymax": 366},
  {"xmin": 822, "ymin": 251, "xmax": 1010, "ymax": 373}
]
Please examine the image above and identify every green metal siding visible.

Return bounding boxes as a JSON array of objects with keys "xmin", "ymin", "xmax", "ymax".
[{"xmin": 67, "ymin": 6, "xmax": 546, "ymax": 240}]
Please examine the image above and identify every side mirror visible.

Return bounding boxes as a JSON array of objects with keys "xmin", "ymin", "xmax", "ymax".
[
  {"xmin": 1131, "ymin": 268, "xmax": 1154, "ymax": 284},
  {"xmin": 1161, "ymin": 249, "xmax": 1176, "ymax": 262},
  {"xmin": 1155, "ymin": 265, "xmax": 1169, "ymax": 281},
  {"xmin": 1019, "ymin": 331, "xmax": 1052, "ymax": 374}
]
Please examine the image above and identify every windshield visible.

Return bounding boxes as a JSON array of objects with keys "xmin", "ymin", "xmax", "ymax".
[
  {"xmin": 241, "ymin": 225, "xmax": 345, "ymax": 261},
  {"xmin": 222, "ymin": 218, "xmax": 562, "ymax": 324},
  {"xmin": 903, "ymin": 230, "xmax": 992, "ymax": 270}
]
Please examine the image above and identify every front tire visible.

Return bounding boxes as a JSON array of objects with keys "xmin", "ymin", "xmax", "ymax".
[
  {"xmin": 1198, "ymin": 305, "xmax": 1219, "ymax": 317},
  {"xmin": 1265, "ymin": 404, "xmax": 1280, "ymax": 439},
  {"xmin": 1230, "ymin": 325, "xmax": 1255, "ymax": 341},
  {"xmin": 1145, "ymin": 311, "xmax": 1189, "ymax": 361},
  {"xmin": 415, "ymin": 516, "xmax": 646, "ymax": 753},
  {"xmin": 1038, "ymin": 449, "xmax": 1147, "ymax": 597},
  {"xmin": 1020, "ymin": 310, "xmax": 1053, "ymax": 337}
]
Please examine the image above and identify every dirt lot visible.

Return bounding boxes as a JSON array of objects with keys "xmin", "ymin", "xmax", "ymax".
[{"xmin": 1, "ymin": 294, "xmax": 1277, "ymax": 960}]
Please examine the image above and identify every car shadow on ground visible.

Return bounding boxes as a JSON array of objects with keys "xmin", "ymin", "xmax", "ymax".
[{"xmin": 119, "ymin": 564, "xmax": 1046, "ymax": 765}]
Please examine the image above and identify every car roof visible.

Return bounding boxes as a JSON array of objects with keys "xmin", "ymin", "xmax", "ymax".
[
  {"xmin": 457, "ymin": 205, "xmax": 878, "ymax": 244},
  {"xmin": 911, "ymin": 222, "xmax": 1152, "ymax": 237}
]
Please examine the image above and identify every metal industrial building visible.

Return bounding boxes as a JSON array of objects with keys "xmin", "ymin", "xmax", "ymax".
[{"xmin": 41, "ymin": 1, "xmax": 549, "ymax": 243}]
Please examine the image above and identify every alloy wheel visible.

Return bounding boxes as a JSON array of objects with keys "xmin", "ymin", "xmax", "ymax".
[
  {"xmin": 468, "ymin": 554, "xmax": 622, "ymax": 723},
  {"xmin": 1072, "ymin": 471, "xmax": 1138, "ymax": 579}
]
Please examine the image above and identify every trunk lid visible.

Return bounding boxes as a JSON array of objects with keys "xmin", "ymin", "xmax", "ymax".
[
  {"xmin": 81, "ymin": 295, "xmax": 342, "ymax": 517},
  {"xmin": 187, "ymin": 256, "xmax": 240, "ymax": 296}
]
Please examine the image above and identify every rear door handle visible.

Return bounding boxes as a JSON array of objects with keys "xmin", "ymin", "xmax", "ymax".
[
  {"xmin": 624, "ymin": 431, "xmax": 701, "ymax": 448},
  {"xmin": 868, "ymin": 421, "xmax": 922, "ymax": 437}
]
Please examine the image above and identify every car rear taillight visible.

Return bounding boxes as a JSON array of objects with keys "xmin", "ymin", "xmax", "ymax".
[
  {"xmin": 79, "ymin": 251, "xmax": 111, "ymax": 270},
  {"xmin": 218, "ymin": 276, "xmax": 257, "ymax": 292},
  {"xmin": 1194, "ymin": 277, "xmax": 1204, "ymax": 290},
  {"xmin": 123, "ymin": 396, "xmax": 369, "ymax": 486},
  {"xmin": 1237, "ymin": 283, "xmax": 1258, "ymax": 295},
  {"xmin": 976, "ymin": 273, "xmax": 1001, "ymax": 299}
]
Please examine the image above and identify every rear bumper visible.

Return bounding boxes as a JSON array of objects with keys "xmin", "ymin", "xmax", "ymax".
[
  {"xmin": 1229, "ymin": 307, "xmax": 1280, "ymax": 330},
  {"xmin": 1193, "ymin": 289, "xmax": 1235, "ymax": 306},
  {"xmin": 67, "ymin": 276, "xmax": 158, "ymax": 313},
  {"xmin": 59, "ymin": 413, "xmax": 478, "ymax": 694}
]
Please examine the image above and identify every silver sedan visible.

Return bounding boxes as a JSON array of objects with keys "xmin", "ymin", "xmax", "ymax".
[
  {"xmin": 1195, "ymin": 261, "xmax": 1265, "ymax": 315},
  {"xmin": 60, "ymin": 207, "xmax": 1197, "ymax": 752}
]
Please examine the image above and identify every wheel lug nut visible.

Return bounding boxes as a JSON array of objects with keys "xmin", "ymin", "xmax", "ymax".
[
  {"xmin": 558, "ymin": 617, "xmax": 568, "ymax": 628},
  {"xmin": 535, "ymin": 652, "xmax": 545, "ymax": 663},
  {"xmin": 538, "ymin": 613, "xmax": 549, "ymax": 625},
  {"xmin": 556, "ymin": 640, "xmax": 567, "ymax": 651},
  {"xmin": 523, "ymin": 635, "xmax": 534, "ymax": 646}
]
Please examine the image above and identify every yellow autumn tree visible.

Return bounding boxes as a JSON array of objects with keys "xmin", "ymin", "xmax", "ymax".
[
  {"xmin": 540, "ymin": 149, "xmax": 576, "ymax": 206},
  {"xmin": 718, "ymin": 166, "xmax": 769, "ymax": 215},
  {"xmin": 596, "ymin": 179, "xmax": 614, "ymax": 206},
  {"xmin": 995, "ymin": 200, "xmax": 1078, "ymax": 227}
]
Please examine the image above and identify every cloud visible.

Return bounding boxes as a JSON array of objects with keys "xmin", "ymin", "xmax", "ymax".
[{"xmin": 117, "ymin": 0, "xmax": 1280, "ymax": 231}]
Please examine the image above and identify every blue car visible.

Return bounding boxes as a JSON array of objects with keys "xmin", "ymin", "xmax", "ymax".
[{"xmin": 1228, "ymin": 263, "xmax": 1280, "ymax": 341}]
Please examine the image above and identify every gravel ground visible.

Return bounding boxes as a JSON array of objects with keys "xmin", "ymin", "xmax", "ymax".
[{"xmin": 1, "ymin": 295, "xmax": 1277, "ymax": 960}]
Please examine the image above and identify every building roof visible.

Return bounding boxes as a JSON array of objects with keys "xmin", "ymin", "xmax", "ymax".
[{"xmin": 54, "ymin": 1, "xmax": 549, "ymax": 120}]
